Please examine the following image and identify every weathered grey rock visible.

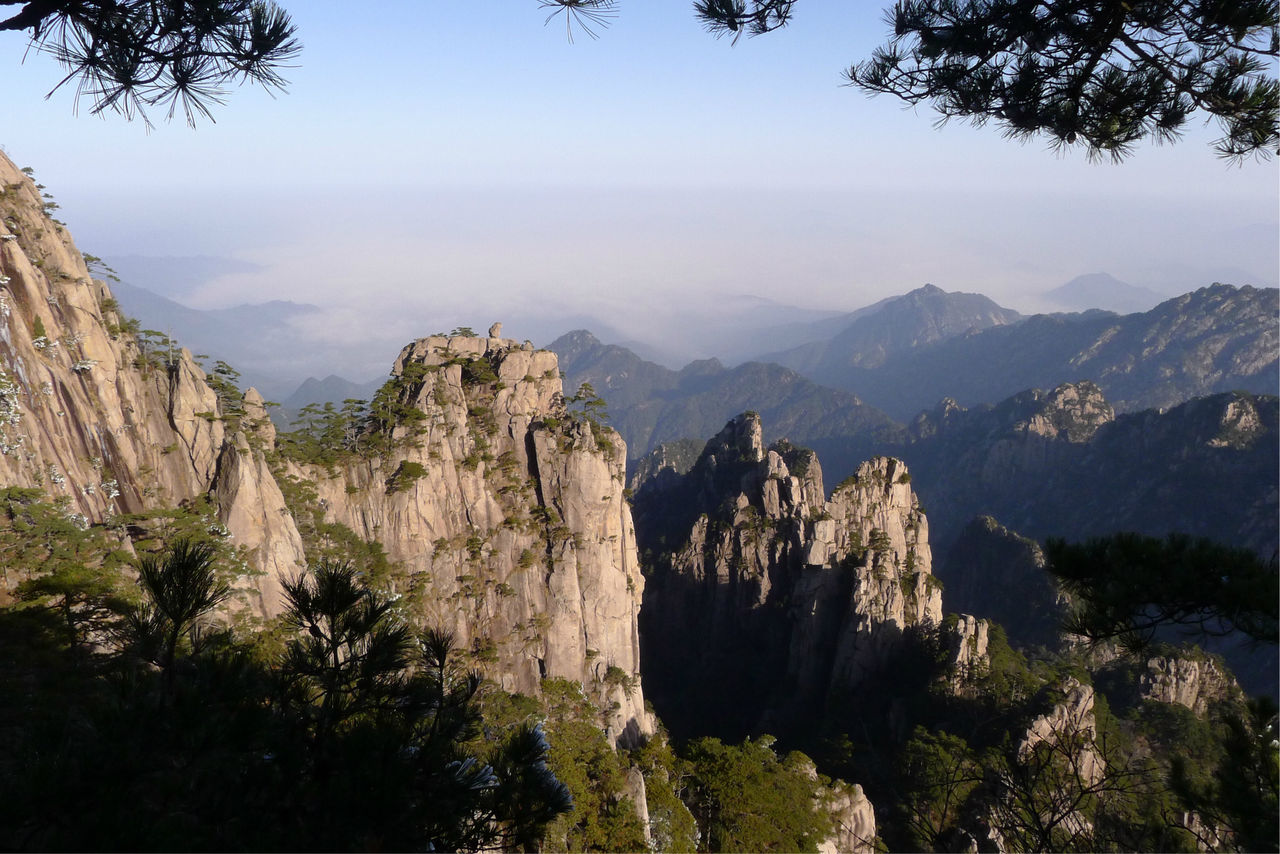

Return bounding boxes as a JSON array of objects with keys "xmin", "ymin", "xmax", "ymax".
[
  {"xmin": 1140, "ymin": 654, "xmax": 1242, "ymax": 716},
  {"xmin": 1018, "ymin": 678, "xmax": 1103, "ymax": 787},
  {"xmin": 944, "ymin": 614, "xmax": 990, "ymax": 694},
  {"xmin": 304, "ymin": 335, "xmax": 652, "ymax": 744},
  {"xmin": 211, "ymin": 431, "xmax": 307, "ymax": 615},
  {"xmin": 637, "ymin": 413, "xmax": 941, "ymax": 739},
  {"xmin": 624, "ymin": 766, "xmax": 651, "ymax": 846},
  {"xmin": 817, "ymin": 782, "xmax": 878, "ymax": 854},
  {"xmin": 0, "ymin": 151, "xmax": 306, "ymax": 616},
  {"xmin": 0, "ymin": 151, "xmax": 651, "ymax": 767}
]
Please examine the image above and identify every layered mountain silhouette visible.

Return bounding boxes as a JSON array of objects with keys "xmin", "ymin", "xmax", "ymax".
[
  {"xmin": 761, "ymin": 283, "xmax": 1278, "ymax": 420},
  {"xmin": 760, "ymin": 283, "xmax": 1023, "ymax": 375},
  {"xmin": 551, "ymin": 330, "xmax": 899, "ymax": 471}
]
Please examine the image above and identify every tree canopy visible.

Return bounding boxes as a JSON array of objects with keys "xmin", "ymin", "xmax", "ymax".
[
  {"xmin": 847, "ymin": 0, "xmax": 1280, "ymax": 161},
  {"xmin": 1046, "ymin": 532, "xmax": 1280, "ymax": 652},
  {"xmin": 8, "ymin": 0, "xmax": 1276, "ymax": 157},
  {"xmin": 0, "ymin": 0, "xmax": 300, "ymax": 126},
  {"xmin": 540, "ymin": 0, "xmax": 1279, "ymax": 160}
]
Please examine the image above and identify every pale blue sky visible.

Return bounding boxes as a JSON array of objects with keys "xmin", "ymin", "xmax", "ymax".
[{"xmin": 1, "ymin": 0, "xmax": 1276, "ymax": 379}]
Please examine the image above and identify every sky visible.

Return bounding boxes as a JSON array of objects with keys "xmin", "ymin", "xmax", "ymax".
[{"xmin": 1, "ymin": 0, "xmax": 1277, "ymax": 383}]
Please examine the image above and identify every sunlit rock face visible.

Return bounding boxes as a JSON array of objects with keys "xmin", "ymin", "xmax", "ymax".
[
  {"xmin": 1139, "ymin": 654, "xmax": 1242, "ymax": 717},
  {"xmin": 635, "ymin": 412, "xmax": 941, "ymax": 740},
  {"xmin": 301, "ymin": 334, "xmax": 653, "ymax": 744},
  {"xmin": 0, "ymin": 153, "xmax": 652, "ymax": 746},
  {"xmin": 0, "ymin": 151, "xmax": 306, "ymax": 610}
]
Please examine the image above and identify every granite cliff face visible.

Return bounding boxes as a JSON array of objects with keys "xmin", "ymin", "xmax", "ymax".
[
  {"xmin": 1138, "ymin": 654, "xmax": 1242, "ymax": 717},
  {"xmin": 0, "ymin": 153, "xmax": 305, "ymax": 612},
  {"xmin": 635, "ymin": 412, "xmax": 941, "ymax": 740},
  {"xmin": 0, "ymin": 153, "xmax": 653, "ymax": 744},
  {"xmin": 295, "ymin": 334, "xmax": 652, "ymax": 743}
]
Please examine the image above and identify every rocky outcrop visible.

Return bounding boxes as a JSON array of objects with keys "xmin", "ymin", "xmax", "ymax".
[
  {"xmin": 298, "ymin": 334, "xmax": 652, "ymax": 744},
  {"xmin": 996, "ymin": 678, "xmax": 1104, "ymax": 848},
  {"xmin": 0, "ymin": 152, "xmax": 663, "ymax": 755},
  {"xmin": 944, "ymin": 614, "xmax": 991, "ymax": 694},
  {"xmin": 0, "ymin": 152, "xmax": 305, "ymax": 611},
  {"xmin": 818, "ymin": 782, "xmax": 878, "ymax": 854},
  {"xmin": 1019, "ymin": 678, "xmax": 1101, "ymax": 782},
  {"xmin": 636, "ymin": 412, "xmax": 941, "ymax": 740},
  {"xmin": 1139, "ymin": 653, "xmax": 1242, "ymax": 717}
]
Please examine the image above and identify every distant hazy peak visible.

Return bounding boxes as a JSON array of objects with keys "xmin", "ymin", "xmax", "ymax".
[
  {"xmin": 547, "ymin": 329, "xmax": 610, "ymax": 360},
  {"xmin": 551, "ymin": 328, "xmax": 601, "ymax": 347},
  {"xmin": 1044, "ymin": 272, "xmax": 1166, "ymax": 314}
]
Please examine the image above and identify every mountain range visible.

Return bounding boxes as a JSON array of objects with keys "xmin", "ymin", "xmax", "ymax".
[
  {"xmin": 1, "ymin": 148, "xmax": 1276, "ymax": 854},
  {"xmin": 759, "ymin": 282, "xmax": 1023, "ymax": 374},
  {"xmin": 823, "ymin": 283, "xmax": 1277, "ymax": 419},
  {"xmin": 557, "ymin": 283, "xmax": 1277, "ymax": 457},
  {"xmin": 550, "ymin": 329, "xmax": 900, "ymax": 473},
  {"xmin": 1042, "ymin": 271, "xmax": 1168, "ymax": 314}
]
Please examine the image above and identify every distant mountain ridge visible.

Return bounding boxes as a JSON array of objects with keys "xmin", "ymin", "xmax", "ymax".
[
  {"xmin": 110, "ymin": 279, "xmax": 322, "ymax": 398},
  {"xmin": 550, "ymin": 330, "xmax": 899, "ymax": 471},
  {"xmin": 276, "ymin": 374, "xmax": 385, "ymax": 428},
  {"xmin": 830, "ymin": 284, "xmax": 1278, "ymax": 418},
  {"xmin": 761, "ymin": 283, "xmax": 1024, "ymax": 376}
]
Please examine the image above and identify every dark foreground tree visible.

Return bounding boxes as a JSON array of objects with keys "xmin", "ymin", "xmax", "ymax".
[
  {"xmin": 542, "ymin": 0, "xmax": 1279, "ymax": 160},
  {"xmin": 0, "ymin": 0, "xmax": 300, "ymax": 125},
  {"xmin": 846, "ymin": 0, "xmax": 1279, "ymax": 161},
  {"xmin": 1172, "ymin": 695, "xmax": 1280, "ymax": 853},
  {"xmin": 1045, "ymin": 532, "xmax": 1280, "ymax": 652},
  {"xmin": 132, "ymin": 537, "xmax": 230, "ymax": 684},
  {"xmin": 0, "ymin": 549, "xmax": 572, "ymax": 851},
  {"xmin": 277, "ymin": 559, "xmax": 573, "ymax": 851}
]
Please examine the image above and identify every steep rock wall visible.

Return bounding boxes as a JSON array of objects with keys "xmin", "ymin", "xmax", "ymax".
[
  {"xmin": 299, "ymin": 335, "xmax": 652, "ymax": 744},
  {"xmin": 0, "ymin": 153, "xmax": 305, "ymax": 610},
  {"xmin": 636, "ymin": 412, "xmax": 941, "ymax": 740}
]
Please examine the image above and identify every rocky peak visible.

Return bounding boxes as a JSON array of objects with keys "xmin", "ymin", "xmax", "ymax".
[
  {"xmin": 295, "ymin": 332, "xmax": 652, "ymax": 745},
  {"xmin": 701, "ymin": 410, "xmax": 765, "ymax": 466},
  {"xmin": 1208, "ymin": 392, "xmax": 1269, "ymax": 449},
  {"xmin": 1024, "ymin": 381, "xmax": 1114, "ymax": 442},
  {"xmin": 1018, "ymin": 678, "xmax": 1103, "ymax": 785},
  {"xmin": 943, "ymin": 614, "xmax": 992, "ymax": 694},
  {"xmin": 546, "ymin": 328, "xmax": 602, "ymax": 363},
  {"xmin": 637, "ymin": 415, "xmax": 942, "ymax": 740},
  {"xmin": 909, "ymin": 396, "xmax": 965, "ymax": 440}
]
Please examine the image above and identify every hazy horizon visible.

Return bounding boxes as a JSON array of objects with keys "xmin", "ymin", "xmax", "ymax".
[{"xmin": 2, "ymin": 1, "xmax": 1275, "ymax": 389}]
